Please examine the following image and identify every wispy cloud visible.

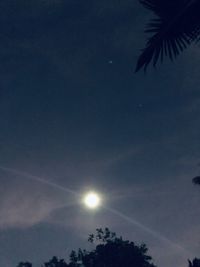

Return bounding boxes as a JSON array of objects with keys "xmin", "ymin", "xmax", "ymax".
[{"xmin": 0, "ymin": 172, "xmax": 75, "ymax": 229}]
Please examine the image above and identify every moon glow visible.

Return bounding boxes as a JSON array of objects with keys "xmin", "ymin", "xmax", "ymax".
[{"xmin": 83, "ymin": 192, "xmax": 101, "ymax": 209}]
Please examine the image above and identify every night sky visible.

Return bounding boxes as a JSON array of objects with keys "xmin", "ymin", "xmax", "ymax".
[{"xmin": 1, "ymin": 1, "xmax": 200, "ymax": 267}]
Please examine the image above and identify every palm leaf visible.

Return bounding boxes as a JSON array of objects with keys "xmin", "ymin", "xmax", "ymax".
[{"xmin": 135, "ymin": 0, "xmax": 200, "ymax": 72}]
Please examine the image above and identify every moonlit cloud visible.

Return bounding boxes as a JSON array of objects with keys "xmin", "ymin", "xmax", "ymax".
[{"xmin": 0, "ymin": 173, "xmax": 75, "ymax": 229}]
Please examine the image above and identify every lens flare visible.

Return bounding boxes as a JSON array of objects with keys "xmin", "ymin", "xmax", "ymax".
[{"xmin": 0, "ymin": 165, "xmax": 194, "ymax": 257}]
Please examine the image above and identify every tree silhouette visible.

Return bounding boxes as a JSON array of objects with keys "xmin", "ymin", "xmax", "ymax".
[
  {"xmin": 16, "ymin": 228, "xmax": 156, "ymax": 267},
  {"xmin": 69, "ymin": 228, "xmax": 156, "ymax": 267},
  {"xmin": 135, "ymin": 0, "xmax": 200, "ymax": 71},
  {"xmin": 43, "ymin": 256, "xmax": 68, "ymax": 267},
  {"xmin": 16, "ymin": 262, "xmax": 32, "ymax": 267},
  {"xmin": 69, "ymin": 249, "xmax": 85, "ymax": 267},
  {"xmin": 188, "ymin": 258, "xmax": 200, "ymax": 267}
]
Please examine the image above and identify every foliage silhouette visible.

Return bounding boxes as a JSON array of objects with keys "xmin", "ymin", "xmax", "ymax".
[
  {"xmin": 192, "ymin": 176, "xmax": 200, "ymax": 185},
  {"xmin": 188, "ymin": 258, "xmax": 200, "ymax": 267},
  {"xmin": 70, "ymin": 228, "xmax": 156, "ymax": 267},
  {"xmin": 43, "ymin": 256, "xmax": 68, "ymax": 267},
  {"xmin": 16, "ymin": 262, "xmax": 32, "ymax": 267},
  {"xmin": 16, "ymin": 229, "xmax": 200, "ymax": 267},
  {"xmin": 135, "ymin": 0, "xmax": 200, "ymax": 71},
  {"xmin": 14, "ymin": 226, "xmax": 200, "ymax": 267}
]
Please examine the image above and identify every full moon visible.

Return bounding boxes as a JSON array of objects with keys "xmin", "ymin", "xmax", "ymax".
[{"xmin": 83, "ymin": 192, "xmax": 101, "ymax": 209}]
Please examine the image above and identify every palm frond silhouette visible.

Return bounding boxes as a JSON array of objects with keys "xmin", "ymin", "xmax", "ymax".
[{"xmin": 135, "ymin": 0, "xmax": 200, "ymax": 72}]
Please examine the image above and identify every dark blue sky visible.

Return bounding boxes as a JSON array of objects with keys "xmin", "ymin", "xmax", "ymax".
[{"xmin": 0, "ymin": 1, "xmax": 200, "ymax": 267}]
